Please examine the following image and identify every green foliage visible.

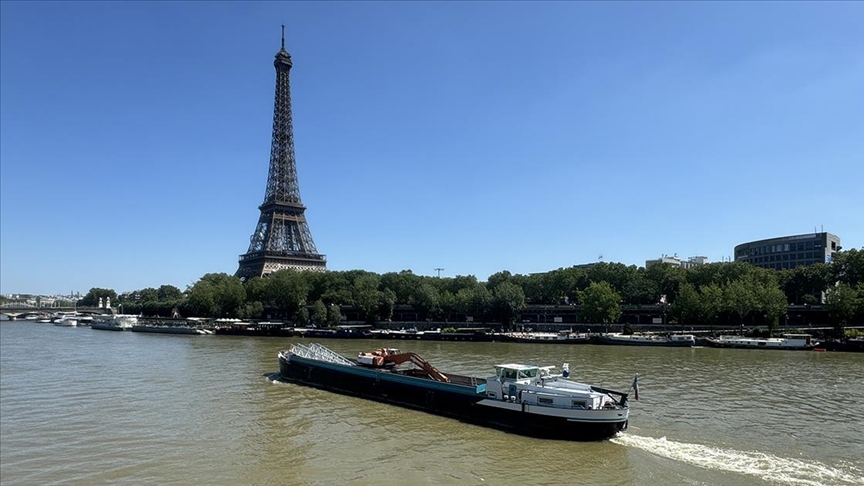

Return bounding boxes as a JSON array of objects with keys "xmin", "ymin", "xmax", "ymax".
[
  {"xmin": 352, "ymin": 273, "xmax": 381, "ymax": 323},
  {"xmin": 486, "ymin": 271, "xmax": 514, "ymax": 292},
  {"xmin": 327, "ymin": 304, "xmax": 342, "ymax": 327},
  {"xmin": 489, "ymin": 281, "xmax": 526, "ymax": 326},
  {"xmin": 579, "ymin": 281, "xmax": 622, "ymax": 324},
  {"xmin": 722, "ymin": 278, "xmax": 758, "ymax": 324},
  {"xmin": 295, "ymin": 307, "xmax": 309, "ymax": 326},
  {"xmin": 185, "ymin": 273, "xmax": 246, "ymax": 318},
  {"xmin": 311, "ymin": 300, "xmax": 328, "ymax": 325},
  {"xmin": 825, "ymin": 283, "xmax": 863, "ymax": 335},
  {"xmin": 755, "ymin": 284, "xmax": 787, "ymax": 336},
  {"xmin": 157, "ymin": 285, "xmax": 183, "ymax": 301},
  {"xmin": 78, "ymin": 288, "xmax": 118, "ymax": 307},
  {"xmin": 267, "ymin": 270, "xmax": 309, "ymax": 317},
  {"xmin": 832, "ymin": 248, "xmax": 864, "ymax": 286},
  {"xmin": 455, "ymin": 284, "xmax": 492, "ymax": 322},
  {"xmin": 238, "ymin": 301, "xmax": 264, "ymax": 320},
  {"xmin": 411, "ymin": 281, "xmax": 440, "ymax": 321},
  {"xmin": 778, "ymin": 264, "xmax": 831, "ymax": 305},
  {"xmin": 83, "ymin": 247, "xmax": 864, "ymax": 322}
]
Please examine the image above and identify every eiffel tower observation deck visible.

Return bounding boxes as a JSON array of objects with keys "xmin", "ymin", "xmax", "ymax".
[{"xmin": 236, "ymin": 27, "xmax": 326, "ymax": 280}]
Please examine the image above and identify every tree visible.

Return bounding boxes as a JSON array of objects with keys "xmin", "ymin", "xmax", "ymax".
[
  {"xmin": 455, "ymin": 284, "xmax": 492, "ymax": 322},
  {"xmin": 722, "ymin": 278, "xmax": 758, "ymax": 326},
  {"xmin": 699, "ymin": 283, "xmax": 723, "ymax": 325},
  {"xmin": 311, "ymin": 300, "xmax": 328, "ymax": 325},
  {"xmin": 486, "ymin": 271, "xmax": 514, "ymax": 292},
  {"xmin": 244, "ymin": 277, "xmax": 270, "ymax": 306},
  {"xmin": 378, "ymin": 288, "xmax": 396, "ymax": 322},
  {"xmin": 327, "ymin": 304, "xmax": 342, "ymax": 327},
  {"xmin": 672, "ymin": 282, "xmax": 700, "ymax": 324},
  {"xmin": 380, "ymin": 270, "xmax": 420, "ymax": 304},
  {"xmin": 157, "ymin": 285, "xmax": 183, "ymax": 301},
  {"xmin": 295, "ymin": 307, "xmax": 309, "ymax": 326},
  {"xmin": 238, "ymin": 301, "xmax": 264, "ymax": 320},
  {"xmin": 353, "ymin": 274, "xmax": 381, "ymax": 323},
  {"xmin": 579, "ymin": 281, "xmax": 622, "ymax": 325},
  {"xmin": 78, "ymin": 288, "xmax": 118, "ymax": 307},
  {"xmin": 267, "ymin": 270, "xmax": 309, "ymax": 318},
  {"xmin": 832, "ymin": 248, "xmax": 864, "ymax": 287},
  {"xmin": 136, "ymin": 287, "xmax": 159, "ymax": 303},
  {"xmin": 755, "ymin": 284, "xmax": 788, "ymax": 336},
  {"xmin": 825, "ymin": 283, "xmax": 862, "ymax": 337},
  {"xmin": 411, "ymin": 281, "xmax": 440, "ymax": 321},
  {"xmin": 186, "ymin": 273, "xmax": 246, "ymax": 317},
  {"xmin": 489, "ymin": 281, "xmax": 526, "ymax": 327}
]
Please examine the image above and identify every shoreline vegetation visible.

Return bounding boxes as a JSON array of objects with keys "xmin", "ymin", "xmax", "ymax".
[{"xmin": 4, "ymin": 249, "xmax": 863, "ymax": 337}]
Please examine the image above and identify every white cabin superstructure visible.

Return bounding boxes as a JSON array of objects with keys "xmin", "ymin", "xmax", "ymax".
[{"xmin": 480, "ymin": 363, "xmax": 627, "ymax": 416}]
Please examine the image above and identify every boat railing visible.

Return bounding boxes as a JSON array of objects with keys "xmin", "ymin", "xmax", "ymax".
[{"xmin": 290, "ymin": 343, "xmax": 357, "ymax": 367}]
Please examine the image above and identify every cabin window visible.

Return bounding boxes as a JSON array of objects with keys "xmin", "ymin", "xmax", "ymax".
[
  {"xmin": 572, "ymin": 400, "xmax": 586, "ymax": 409},
  {"xmin": 538, "ymin": 397, "xmax": 554, "ymax": 405},
  {"xmin": 518, "ymin": 369, "xmax": 538, "ymax": 379},
  {"xmin": 504, "ymin": 370, "xmax": 517, "ymax": 379}
]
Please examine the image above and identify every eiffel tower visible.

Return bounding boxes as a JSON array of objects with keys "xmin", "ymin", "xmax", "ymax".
[{"xmin": 236, "ymin": 27, "xmax": 326, "ymax": 280}]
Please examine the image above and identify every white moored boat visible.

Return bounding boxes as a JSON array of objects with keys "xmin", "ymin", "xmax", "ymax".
[
  {"xmin": 91, "ymin": 314, "xmax": 138, "ymax": 331},
  {"xmin": 594, "ymin": 333, "xmax": 696, "ymax": 347},
  {"xmin": 53, "ymin": 316, "xmax": 78, "ymax": 327},
  {"xmin": 706, "ymin": 334, "xmax": 818, "ymax": 351}
]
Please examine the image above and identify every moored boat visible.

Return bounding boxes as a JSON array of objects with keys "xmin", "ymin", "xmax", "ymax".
[
  {"xmin": 53, "ymin": 316, "xmax": 78, "ymax": 327},
  {"xmin": 499, "ymin": 331, "xmax": 591, "ymax": 344},
  {"xmin": 131, "ymin": 325, "xmax": 211, "ymax": 335},
  {"xmin": 705, "ymin": 334, "xmax": 818, "ymax": 351},
  {"xmin": 593, "ymin": 333, "xmax": 696, "ymax": 347},
  {"xmin": 91, "ymin": 314, "xmax": 138, "ymax": 331},
  {"xmin": 277, "ymin": 343, "xmax": 631, "ymax": 441}
]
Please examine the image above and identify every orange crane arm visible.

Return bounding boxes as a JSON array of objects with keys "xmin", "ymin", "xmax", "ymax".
[{"xmin": 384, "ymin": 353, "xmax": 451, "ymax": 383}]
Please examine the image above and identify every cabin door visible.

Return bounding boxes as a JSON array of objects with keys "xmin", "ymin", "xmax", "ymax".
[{"xmin": 508, "ymin": 384, "xmax": 517, "ymax": 399}]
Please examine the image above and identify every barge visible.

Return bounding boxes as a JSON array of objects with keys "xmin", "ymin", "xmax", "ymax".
[
  {"xmin": 705, "ymin": 334, "xmax": 818, "ymax": 350},
  {"xmin": 278, "ymin": 343, "xmax": 631, "ymax": 441},
  {"xmin": 593, "ymin": 333, "xmax": 696, "ymax": 347}
]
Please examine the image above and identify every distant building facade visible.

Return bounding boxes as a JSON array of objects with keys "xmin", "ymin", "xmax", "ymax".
[
  {"xmin": 645, "ymin": 255, "xmax": 709, "ymax": 269},
  {"xmin": 734, "ymin": 232, "xmax": 841, "ymax": 270}
]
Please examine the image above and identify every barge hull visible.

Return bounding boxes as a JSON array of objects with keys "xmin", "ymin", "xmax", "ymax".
[{"xmin": 279, "ymin": 356, "xmax": 626, "ymax": 441}]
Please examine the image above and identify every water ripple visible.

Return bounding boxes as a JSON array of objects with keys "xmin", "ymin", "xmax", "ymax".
[{"xmin": 3, "ymin": 326, "xmax": 863, "ymax": 485}]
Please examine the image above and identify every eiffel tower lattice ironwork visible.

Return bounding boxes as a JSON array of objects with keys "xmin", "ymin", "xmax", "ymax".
[{"xmin": 236, "ymin": 27, "xmax": 326, "ymax": 280}]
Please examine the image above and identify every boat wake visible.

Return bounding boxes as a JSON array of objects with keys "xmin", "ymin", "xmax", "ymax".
[
  {"xmin": 612, "ymin": 434, "xmax": 864, "ymax": 486},
  {"xmin": 265, "ymin": 372, "xmax": 285, "ymax": 384}
]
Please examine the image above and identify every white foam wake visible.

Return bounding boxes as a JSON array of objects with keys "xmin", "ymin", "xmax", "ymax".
[{"xmin": 612, "ymin": 434, "xmax": 864, "ymax": 486}]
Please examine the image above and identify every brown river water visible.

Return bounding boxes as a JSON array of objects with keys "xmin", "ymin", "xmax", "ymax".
[{"xmin": 1, "ymin": 321, "xmax": 862, "ymax": 485}]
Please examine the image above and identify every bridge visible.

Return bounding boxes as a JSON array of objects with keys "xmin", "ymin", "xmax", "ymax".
[{"xmin": 1, "ymin": 306, "xmax": 110, "ymax": 318}]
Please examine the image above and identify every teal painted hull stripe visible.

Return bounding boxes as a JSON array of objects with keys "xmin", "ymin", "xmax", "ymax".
[{"xmin": 288, "ymin": 355, "xmax": 485, "ymax": 396}]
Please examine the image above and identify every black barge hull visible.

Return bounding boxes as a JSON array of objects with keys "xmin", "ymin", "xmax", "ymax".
[{"xmin": 278, "ymin": 355, "xmax": 627, "ymax": 441}]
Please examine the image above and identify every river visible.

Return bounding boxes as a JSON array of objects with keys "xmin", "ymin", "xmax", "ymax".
[{"xmin": 1, "ymin": 322, "xmax": 862, "ymax": 485}]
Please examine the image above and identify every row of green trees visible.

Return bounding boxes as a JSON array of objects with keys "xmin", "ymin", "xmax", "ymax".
[{"xmin": 79, "ymin": 249, "xmax": 864, "ymax": 330}]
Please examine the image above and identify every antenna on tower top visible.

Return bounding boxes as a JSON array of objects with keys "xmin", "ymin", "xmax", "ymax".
[{"xmin": 281, "ymin": 25, "xmax": 285, "ymax": 49}]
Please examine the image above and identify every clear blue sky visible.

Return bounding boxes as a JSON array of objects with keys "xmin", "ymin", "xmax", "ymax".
[{"xmin": 2, "ymin": 1, "xmax": 863, "ymax": 296}]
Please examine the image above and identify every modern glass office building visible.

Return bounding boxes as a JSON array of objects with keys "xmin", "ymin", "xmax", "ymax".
[{"xmin": 734, "ymin": 232, "xmax": 841, "ymax": 270}]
